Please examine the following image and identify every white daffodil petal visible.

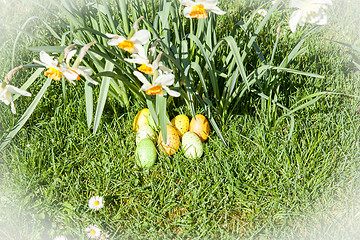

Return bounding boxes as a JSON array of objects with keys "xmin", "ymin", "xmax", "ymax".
[
  {"xmin": 62, "ymin": 71, "xmax": 77, "ymax": 85},
  {"xmin": 180, "ymin": 0, "xmax": 196, "ymax": 6},
  {"xmin": 10, "ymin": 101, "xmax": 16, "ymax": 114},
  {"xmin": 6, "ymin": 85, "xmax": 31, "ymax": 96},
  {"xmin": 105, "ymin": 33, "xmax": 120, "ymax": 38},
  {"xmin": 162, "ymin": 86, "xmax": 180, "ymax": 97},
  {"xmin": 207, "ymin": 6, "xmax": 226, "ymax": 15},
  {"xmin": 153, "ymin": 74, "xmax": 175, "ymax": 86},
  {"xmin": 183, "ymin": 6, "xmax": 193, "ymax": 18},
  {"xmin": 33, "ymin": 59, "xmax": 49, "ymax": 68},
  {"xmin": 158, "ymin": 65, "xmax": 173, "ymax": 74},
  {"xmin": 131, "ymin": 30, "xmax": 150, "ymax": 45},
  {"xmin": 83, "ymin": 73, "xmax": 98, "ymax": 85},
  {"xmin": 289, "ymin": 10, "xmax": 302, "ymax": 32},
  {"xmin": 39, "ymin": 51, "xmax": 58, "ymax": 67},
  {"xmin": 133, "ymin": 71, "xmax": 151, "ymax": 86}
]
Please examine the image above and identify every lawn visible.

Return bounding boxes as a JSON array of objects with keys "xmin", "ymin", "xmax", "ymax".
[{"xmin": 1, "ymin": 0, "xmax": 360, "ymax": 239}]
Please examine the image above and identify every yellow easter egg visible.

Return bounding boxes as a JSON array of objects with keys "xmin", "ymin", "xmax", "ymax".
[
  {"xmin": 133, "ymin": 108, "xmax": 149, "ymax": 132},
  {"xmin": 170, "ymin": 114, "xmax": 189, "ymax": 138}
]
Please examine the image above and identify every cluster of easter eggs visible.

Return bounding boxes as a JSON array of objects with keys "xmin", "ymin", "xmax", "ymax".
[{"xmin": 133, "ymin": 108, "xmax": 210, "ymax": 168}]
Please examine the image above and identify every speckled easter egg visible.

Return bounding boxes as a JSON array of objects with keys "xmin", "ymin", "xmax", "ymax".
[
  {"xmin": 136, "ymin": 125, "xmax": 156, "ymax": 145},
  {"xmin": 170, "ymin": 114, "xmax": 189, "ymax": 138},
  {"xmin": 189, "ymin": 114, "xmax": 210, "ymax": 142},
  {"xmin": 158, "ymin": 125, "xmax": 180, "ymax": 156},
  {"xmin": 182, "ymin": 132, "xmax": 203, "ymax": 159},
  {"xmin": 135, "ymin": 138, "xmax": 157, "ymax": 168},
  {"xmin": 133, "ymin": 108, "xmax": 149, "ymax": 132}
]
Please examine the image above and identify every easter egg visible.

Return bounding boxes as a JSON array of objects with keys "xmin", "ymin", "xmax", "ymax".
[
  {"xmin": 189, "ymin": 114, "xmax": 210, "ymax": 142},
  {"xmin": 136, "ymin": 125, "xmax": 155, "ymax": 145},
  {"xmin": 158, "ymin": 125, "xmax": 180, "ymax": 155},
  {"xmin": 135, "ymin": 138, "xmax": 157, "ymax": 168},
  {"xmin": 182, "ymin": 132, "xmax": 203, "ymax": 159},
  {"xmin": 170, "ymin": 114, "xmax": 189, "ymax": 138},
  {"xmin": 133, "ymin": 108, "xmax": 149, "ymax": 132}
]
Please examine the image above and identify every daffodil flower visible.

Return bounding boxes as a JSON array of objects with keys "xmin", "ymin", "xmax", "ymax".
[
  {"xmin": 106, "ymin": 30, "xmax": 150, "ymax": 54},
  {"xmin": 125, "ymin": 52, "xmax": 172, "ymax": 75},
  {"xmin": 0, "ymin": 82, "xmax": 31, "ymax": 114},
  {"xmin": 33, "ymin": 43, "xmax": 97, "ymax": 85},
  {"xmin": 134, "ymin": 71, "xmax": 180, "ymax": 97},
  {"xmin": 257, "ymin": 9, "xmax": 267, "ymax": 17},
  {"xmin": 289, "ymin": 0, "xmax": 332, "ymax": 33},
  {"xmin": 1, "ymin": 65, "xmax": 31, "ymax": 114},
  {"xmin": 61, "ymin": 42, "xmax": 98, "ymax": 85},
  {"xmin": 179, "ymin": 0, "xmax": 226, "ymax": 19},
  {"xmin": 33, "ymin": 51, "xmax": 67, "ymax": 82}
]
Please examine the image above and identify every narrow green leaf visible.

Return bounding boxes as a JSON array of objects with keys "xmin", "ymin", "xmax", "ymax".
[
  {"xmin": 13, "ymin": 68, "xmax": 44, "ymax": 101},
  {"xmin": 93, "ymin": 61, "xmax": 114, "ymax": 133},
  {"xmin": 85, "ymin": 81, "xmax": 94, "ymax": 128},
  {"xmin": 0, "ymin": 77, "xmax": 52, "ymax": 151}
]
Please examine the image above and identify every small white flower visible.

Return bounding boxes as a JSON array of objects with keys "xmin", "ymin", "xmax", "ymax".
[
  {"xmin": 289, "ymin": 0, "xmax": 333, "ymax": 32},
  {"xmin": 88, "ymin": 196, "xmax": 105, "ymax": 211},
  {"xmin": 257, "ymin": 9, "xmax": 267, "ymax": 17},
  {"xmin": 134, "ymin": 71, "xmax": 180, "ymax": 97},
  {"xmin": 272, "ymin": 0, "xmax": 277, "ymax": 4},
  {"xmin": 85, "ymin": 224, "xmax": 102, "ymax": 239},
  {"xmin": 53, "ymin": 236, "xmax": 67, "ymax": 240},
  {"xmin": 0, "ymin": 82, "xmax": 31, "ymax": 114},
  {"xmin": 179, "ymin": 0, "xmax": 226, "ymax": 18}
]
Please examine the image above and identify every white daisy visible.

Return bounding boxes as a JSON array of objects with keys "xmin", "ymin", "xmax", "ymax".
[
  {"xmin": 88, "ymin": 196, "xmax": 105, "ymax": 211},
  {"xmin": 85, "ymin": 224, "xmax": 102, "ymax": 239},
  {"xmin": 257, "ymin": 9, "xmax": 267, "ymax": 17}
]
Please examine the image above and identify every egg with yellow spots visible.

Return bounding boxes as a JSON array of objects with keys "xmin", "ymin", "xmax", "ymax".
[
  {"xmin": 133, "ymin": 108, "xmax": 149, "ymax": 132},
  {"xmin": 158, "ymin": 125, "xmax": 180, "ymax": 156},
  {"xmin": 170, "ymin": 114, "xmax": 189, "ymax": 138},
  {"xmin": 189, "ymin": 114, "xmax": 210, "ymax": 142}
]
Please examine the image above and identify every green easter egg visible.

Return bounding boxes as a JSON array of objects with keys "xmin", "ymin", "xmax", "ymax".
[
  {"xmin": 182, "ymin": 132, "xmax": 203, "ymax": 159},
  {"xmin": 135, "ymin": 138, "xmax": 157, "ymax": 168}
]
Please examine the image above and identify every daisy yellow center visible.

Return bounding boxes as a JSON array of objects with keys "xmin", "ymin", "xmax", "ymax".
[
  {"xmin": 94, "ymin": 200, "xmax": 100, "ymax": 206},
  {"xmin": 146, "ymin": 85, "xmax": 164, "ymax": 95},
  {"xmin": 189, "ymin": 4, "xmax": 208, "ymax": 19},
  {"xmin": 118, "ymin": 40, "xmax": 135, "ymax": 53},
  {"xmin": 69, "ymin": 69, "xmax": 80, "ymax": 80},
  {"xmin": 90, "ymin": 230, "xmax": 96, "ymax": 235},
  {"xmin": 45, "ymin": 67, "xmax": 62, "ymax": 81},
  {"xmin": 138, "ymin": 64, "xmax": 154, "ymax": 75}
]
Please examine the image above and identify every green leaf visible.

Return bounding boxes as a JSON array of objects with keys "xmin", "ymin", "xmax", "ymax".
[
  {"xmin": 13, "ymin": 68, "xmax": 44, "ymax": 101},
  {"xmin": 93, "ymin": 61, "xmax": 114, "ymax": 133},
  {"xmin": 85, "ymin": 81, "xmax": 94, "ymax": 128}
]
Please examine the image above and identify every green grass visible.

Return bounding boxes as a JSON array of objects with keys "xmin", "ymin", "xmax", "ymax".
[{"xmin": 1, "ymin": 0, "xmax": 360, "ymax": 239}]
